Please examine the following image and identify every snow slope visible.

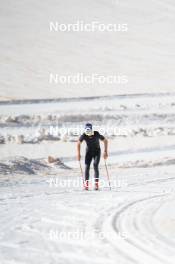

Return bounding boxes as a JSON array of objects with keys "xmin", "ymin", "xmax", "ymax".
[
  {"xmin": 0, "ymin": 93, "xmax": 175, "ymax": 263},
  {"xmin": 0, "ymin": 0, "xmax": 175, "ymax": 100},
  {"xmin": 1, "ymin": 164, "xmax": 175, "ymax": 264},
  {"xmin": 1, "ymin": 0, "xmax": 175, "ymax": 263}
]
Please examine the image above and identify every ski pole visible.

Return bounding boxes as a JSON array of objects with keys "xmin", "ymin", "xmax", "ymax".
[
  {"xmin": 79, "ymin": 161, "xmax": 85, "ymax": 187},
  {"xmin": 104, "ymin": 160, "xmax": 111, "ymax": 191}
]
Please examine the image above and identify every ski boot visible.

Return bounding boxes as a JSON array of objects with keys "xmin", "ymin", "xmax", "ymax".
[
  {"xmin": 95, "ymin": 180, "xmax": 99, "ymax": 191},
  {"xmin": 84, "ymin": 180, "xmax": 89, "ymax": 190}
]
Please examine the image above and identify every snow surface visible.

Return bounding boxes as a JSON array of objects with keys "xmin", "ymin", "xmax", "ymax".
[
  {"xmin": 1, "ymin": 94, "xmax": 175, "ymax": 263},
  {"xmin": 1, "ymin": 0, "xmax": 175, "ymax": 263},
  {"xmin": 0, "ymin": 0, "xmax": 175, "ymax": 100}
]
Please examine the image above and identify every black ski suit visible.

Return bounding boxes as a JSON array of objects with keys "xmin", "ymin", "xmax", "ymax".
[{"xmin": 79, "ymin": 131, "xmax": 105, "ymax": 182}]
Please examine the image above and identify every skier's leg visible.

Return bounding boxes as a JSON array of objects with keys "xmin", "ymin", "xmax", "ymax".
[
  {"xmin": 85, "ymin": 151, "xmax": 93, "ymax": 189},
  {"xmin": 93, "ymin": 150, "xmax": 101, "ymax": 190}
]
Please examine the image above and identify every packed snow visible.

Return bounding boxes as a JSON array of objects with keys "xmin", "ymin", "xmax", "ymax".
[
  {"xmin": 1, "ymin": 0, "xmax": 175, "ymax": 263},
  {"xmin": 1, "ymin": 93, "xmax": 175, "ymax": 264}
]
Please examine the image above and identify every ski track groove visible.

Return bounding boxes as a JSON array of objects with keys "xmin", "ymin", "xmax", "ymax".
[
  {"xmin": 110, "ymin": 194, "xmax": 174, "ymax": 264},
  {"xmin": 1, "ymin": 167, "xmax": 175, "ymax": 263}
]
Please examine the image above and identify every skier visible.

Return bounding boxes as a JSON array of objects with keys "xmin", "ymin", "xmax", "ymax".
[{"xmin": 77, "ymin": 123, "xmax": 108, "ymax": 190}]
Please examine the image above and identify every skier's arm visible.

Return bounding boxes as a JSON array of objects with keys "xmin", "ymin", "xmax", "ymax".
[
  {"xmin": 77, "ymin": 134, "xmax": 85, "ymax": 161},
  {"xmin": 103, "ymin": 138, "xmax": 108, "ymax": 159},
  {"xmin": 77, "ymin": 140, "xmax": 82, "ymax": 161}
]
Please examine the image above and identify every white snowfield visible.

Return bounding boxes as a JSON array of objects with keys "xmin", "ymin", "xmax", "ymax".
[
  {"xmin": 0, "ymin": 0, "xmax": 175, "ymax": 100},
  {"xmin": 0, "ymin": 93, "xmax": 175, "ymax": 264},
  {"xmin": 0, "ymin": 160, "xmax": 175, "ymax": 264},
  {"xmin": 1, "ymin": 0, "xmax": 175, "ymax": 263}
]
